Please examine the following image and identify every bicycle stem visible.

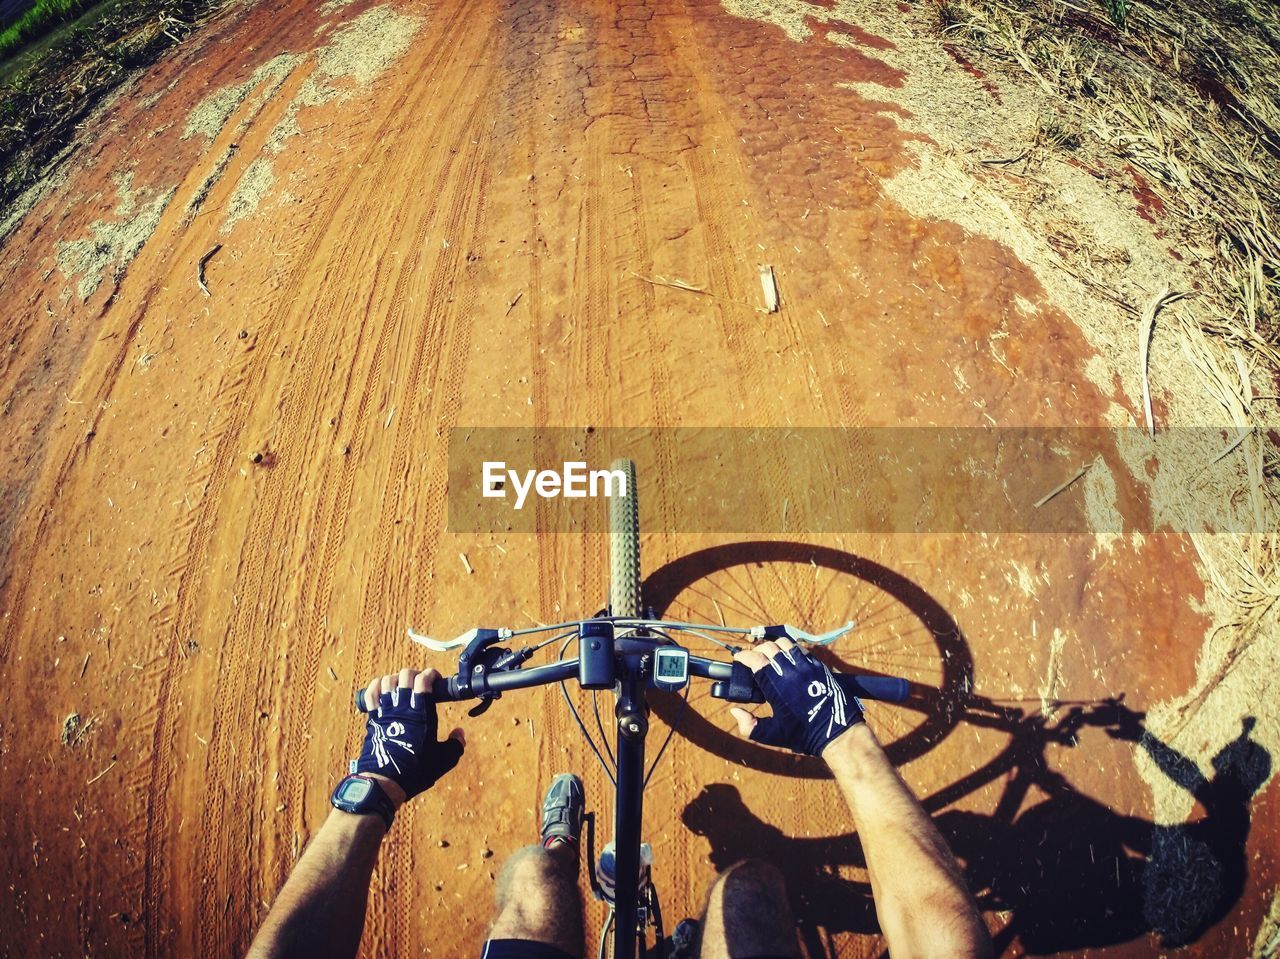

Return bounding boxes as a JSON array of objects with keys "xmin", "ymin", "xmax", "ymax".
[{"xmin": 613, "ymin": 674, "xmax": 648, "ymax": 959}]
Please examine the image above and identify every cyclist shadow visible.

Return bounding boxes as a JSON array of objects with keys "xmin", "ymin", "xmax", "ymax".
[{"xmin": 682, "ymin": 704, "xmax": 1271, "ymax": 957}]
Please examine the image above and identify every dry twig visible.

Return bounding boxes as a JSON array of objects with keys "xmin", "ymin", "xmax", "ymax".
[
  {"xmin": 197, "ymin": 243, "xmax": 223, "ymax": 297},
  {"xmin": 1033, "ymin": 459, "xmax": 1095, "ymax": 509},
  {"xmin": 631, "ymin": 272, "xmax": 709, "ymax": 295},
  {"xmin": 1138, "ymin": 287, "xmax": 1185, "ymax": 436}
]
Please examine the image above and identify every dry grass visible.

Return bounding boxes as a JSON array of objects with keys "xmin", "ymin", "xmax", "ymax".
[{"xmin": 933, "ymin": 0, "xmax": 1279, "ymax": 356}]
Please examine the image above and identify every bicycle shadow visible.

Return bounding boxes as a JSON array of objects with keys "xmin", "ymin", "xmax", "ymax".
[
  {"xmin": 682, "ymin": 702, "xmax": 1271, "ymax": 956},
  {"xmin": 647, "ymin": 542, "xmax": 1271, "ymax": 954}
]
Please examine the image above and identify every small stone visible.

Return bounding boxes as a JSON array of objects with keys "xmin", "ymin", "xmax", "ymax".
[{"xmin": 61, "ymin": 713, "xmax": 82, "ymax": 747}]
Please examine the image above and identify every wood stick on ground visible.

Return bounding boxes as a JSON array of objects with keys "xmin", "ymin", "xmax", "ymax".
[
  {"xmin": 1034, "ymin": 459, "xmax": 1095, "ymax": 509},
  {"xmin": 980, "ymin": 148, "xmax": 1031, "ymax": 166},
  {"xmin": 759, "ymin": 264, "xmax": 780, "ymax": 313},
  {"xmin": 1210, "ymin": 427, "xmax": 1254, "ymax": 464},
  {"xmin": 631, "ymin": 272, "xmax": 709, "ymax": 295},
  {"xmin": 87, "ymin": 760, "xmax": 117, "ymax": 786},
  {"xmin": 505, "ymin": 291, "xmax": 523, "ymax": 315},
  {"xmin": 197, "ymin": 243, "xmax": 223, "ymax": 297},
  {"xmin": 1138, "ymin": 287, "xmax": 1185, "ymax": 436},
  {"xmin": 631, "ymin": 271, "xmax": 762, "ymax": 311}
]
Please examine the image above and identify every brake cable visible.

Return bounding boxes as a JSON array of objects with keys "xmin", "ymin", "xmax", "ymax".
[
  {"xmin": 558, "ymin": 635, "xmax": 618, "ymax": 786},
  {"xmin": 592, "ymin": 690, "xmax": 617, "ymax": 771},
  {"xmin": 643, "ymin": 682, "xmax": 689, "ymax": 789}
]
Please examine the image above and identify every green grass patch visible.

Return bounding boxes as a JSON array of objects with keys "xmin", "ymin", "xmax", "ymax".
[
  {"xmin": 0, "ymin": 0, "xmax": 225, "ymax": 230},
  {"xmin": 1101, "ymin": 0, "xmax": 1129, "ymax": 28},
  {"xmin": 0, "ymin": 0, "xmax": 120, "ymax": 83},
  {"xmin": 0, "ymin": 0, "xmax": 105, "ymax": 60}
]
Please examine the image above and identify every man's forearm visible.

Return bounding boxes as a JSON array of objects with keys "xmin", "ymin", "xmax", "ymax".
[
  {"xmin": 825, "ymin": 724, "xmax": 991, "ymax": 959},
  {"xmin": 246, "ymin": 810, "xmax": 387, "ymax": 959}
]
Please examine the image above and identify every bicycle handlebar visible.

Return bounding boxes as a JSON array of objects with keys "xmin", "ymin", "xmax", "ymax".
[{"xmin": 354, "ymin": 652, "xmax": 910, "ymax": 712}]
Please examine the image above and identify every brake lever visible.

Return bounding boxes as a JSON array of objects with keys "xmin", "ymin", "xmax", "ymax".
[
  {"xmin": 408, "ymin": 626, "xmax": 513, "ymax": 652},
  {"xmin": 752, "ymin": 620, "xmax": 854, "ymax": 646}
]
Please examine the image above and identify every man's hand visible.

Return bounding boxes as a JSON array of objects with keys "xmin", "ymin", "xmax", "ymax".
[
  {"xmin": 357, "ymin": 668, "xmax": 465, "ymax": 807},
  {"xmin": 729, "ymin": 638, "xmax": 864, "ymax": 757}
]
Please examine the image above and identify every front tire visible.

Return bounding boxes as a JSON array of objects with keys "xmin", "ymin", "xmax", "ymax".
[{"xmin": 608, "ymin": 458, "xmax": 641, "ymax": 618}]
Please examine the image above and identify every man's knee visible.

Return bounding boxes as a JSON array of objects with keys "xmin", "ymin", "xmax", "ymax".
[
  {"xmin": 496, "ymin": 845, "xmax": 573, "ymax": 908},
  {"xmin": 702, "ymin": 859, "xmax": 799, "ymax": 959},
  {"xmin": 713, "ymin": 859, "xmax": 787, "ymax": 899},
  {"xmin": 500, "ymin": 845, "xmax": 564, "ymax": 884},
  {"xmin": 490, "ymin": 844, "xmax": 582, "ymax": 954}
]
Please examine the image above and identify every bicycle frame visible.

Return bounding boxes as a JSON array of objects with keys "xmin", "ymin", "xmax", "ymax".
[{"xmin": 612, "ymin": 671, "xmax": 649, "ymax": 959}]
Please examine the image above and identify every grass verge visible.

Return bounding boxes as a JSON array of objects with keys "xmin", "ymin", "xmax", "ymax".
[
  {"xmin": 1, "ymin": 0, "xmax": 102, "ymax": 61},
  {"xmin": 0, "ymin": 0, "xmax": 230, "ymax": 233}
]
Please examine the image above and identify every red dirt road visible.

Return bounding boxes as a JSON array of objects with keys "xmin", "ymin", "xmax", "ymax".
[{"xmin": 0, "ymin": 0, "xmax": 1274, "ymax": 956}]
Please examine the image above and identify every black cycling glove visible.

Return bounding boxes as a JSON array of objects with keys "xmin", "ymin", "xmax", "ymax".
[
  {"xmin": 750, "ymin": 645, "xmax": 864, "ymax": 756},
  {"xmin": 355, "ymin": 686, "xmax": 463, "ymax": 800}
]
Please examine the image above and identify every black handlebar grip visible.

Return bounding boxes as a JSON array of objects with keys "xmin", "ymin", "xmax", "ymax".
[
  {"xmin": 353, "ymin": 675, "xmax": 456, "ymax": 712},
  {"xmin": 711, "ymin": 663, "xmax": 911, "ymax": 705},
  {"xmin": 844, "ymin": 674, "xmax": 910, "ymax": 704}
]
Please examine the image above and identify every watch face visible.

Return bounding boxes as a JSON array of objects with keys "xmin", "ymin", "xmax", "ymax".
[{"xmin": 339, "ymin": 778, "xmax": 373, "ymax": 803}]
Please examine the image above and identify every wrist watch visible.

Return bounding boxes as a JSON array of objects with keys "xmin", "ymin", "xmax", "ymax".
[{"xmin": 331, "ymin": 774, "xmax": 396, "ymax": 829}]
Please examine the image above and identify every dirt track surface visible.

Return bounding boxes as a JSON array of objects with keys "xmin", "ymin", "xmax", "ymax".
[{"xmin": 0, "ymin": 0, "xmax": 1275, "ymax": 956}]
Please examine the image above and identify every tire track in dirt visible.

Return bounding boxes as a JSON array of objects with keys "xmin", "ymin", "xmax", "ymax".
[
  {"xmin": 489, "ymin": 0, "xmax": 572, "ymax": 870},
  {"xmin": 0, "ymin": 58, "xmax": 307, "ymax": 944},
  {"xmin": 526, "ymin": 2, "xmax": 628, "ymax": 940},
  {"xmin": 485, "ymin": 0, "xmax": 611, "ymax": 925},
  {"xmin": 626, "ymin": 0, "xmax": 852, "ymax": 916},
  {"xmin": 135, "ymin": 61, "xmax": 326, "ymax": 959},
  {"xmin": 289, "ymin": 16, "xmax": 490, "ymax": 762},
  {"xmin": 313, "ymin": 14, "xmax": 502, "ymax": 945},
  {"xmin": 365, "ymin": 90, "xmax": 499, "ymax": 959},
  {"xmin": 173, "ymin": 4, "xmax": 489, "ymax": 950}
]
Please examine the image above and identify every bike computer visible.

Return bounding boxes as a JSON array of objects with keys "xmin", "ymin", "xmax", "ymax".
[{"xmin": 652, "ymin": 646, "xmax": 689, "ymax": 691}]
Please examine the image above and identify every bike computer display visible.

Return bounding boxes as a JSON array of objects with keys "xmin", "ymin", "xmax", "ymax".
[{"xmin": 652, "ymin": 646, "xmax": 689, "ymax": 691}]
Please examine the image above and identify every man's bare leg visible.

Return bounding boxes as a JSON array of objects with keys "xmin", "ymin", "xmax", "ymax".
[
  {"xmin": 487, "ymin": 843, "xmax": 585, "ymax": 957},
  {"xmin": 699, "ymin": 859, "xmax": 802, "ymax": 959}
]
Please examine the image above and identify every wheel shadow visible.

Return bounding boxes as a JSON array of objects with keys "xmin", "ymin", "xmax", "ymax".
[{"xmin": 643, "ymin": 541, "xmax": 974, "ymax": 775}]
